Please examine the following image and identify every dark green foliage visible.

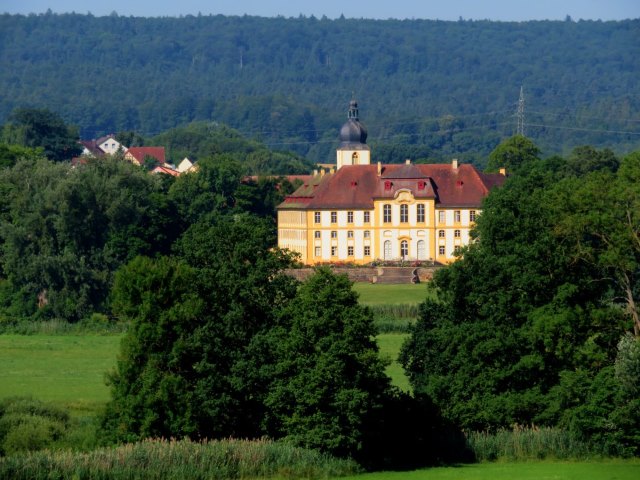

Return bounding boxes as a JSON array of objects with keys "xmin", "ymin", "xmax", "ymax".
[
  {"xmin": 0, "ymin": 143, "xmax": 41, "ymax": 169},
  {"xmin": 262, "ymin": 268, "xmax": 390, "ymax": 458},
  {"xmin": 102, "ymin": 215, "xmax": 299, "ymax": 443},
  {"xmin": 0, "ymin": 14, "xmax": 638, "ymax": 166},
  {"xmin": 401, "ymin": 142, "xmax": 640, "ymax": 453},
  {"xmin": 486, "ymin": 134, "xmax": 540, "ymax": 173},
  {"xmin": 1, "ymin": 108, "xmax": 81, "ymax": 162},
  {"xmin": 0, "ymin": 157, "xmax": 177, "ymax": 322},
  {"xmin": 150, "ymin": 121, "xmax": 314, "ymax": 174}
]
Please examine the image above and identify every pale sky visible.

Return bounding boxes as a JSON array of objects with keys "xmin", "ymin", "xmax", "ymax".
[{"xmin": 2, "ymin": 0, "xmax": 639, "ymax": 21}]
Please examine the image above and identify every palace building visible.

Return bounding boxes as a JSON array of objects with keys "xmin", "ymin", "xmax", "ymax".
[{"xmin": 277, "ymin": 100, "xmax": 506, "ymax": 265}]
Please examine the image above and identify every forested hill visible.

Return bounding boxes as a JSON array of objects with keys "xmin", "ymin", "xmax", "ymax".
[{"xmin": 1, "ymin": 12, "xmax": 638, "ymax": 166}]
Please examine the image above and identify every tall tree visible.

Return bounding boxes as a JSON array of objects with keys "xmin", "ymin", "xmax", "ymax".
[
  {"xmin": 262, "ymin": 267, "xmax": 390, "ymax": 457},
  {"xmin": 102, "ymin": 214, "xmax": 298, "ymax": 442},
  {"xmin": 486, "ymin": 135, "xmax": 540, "ymax": 173},
  {"xmin": 2, "ymin": 108, "xmax": 81, "ymax": 162}
]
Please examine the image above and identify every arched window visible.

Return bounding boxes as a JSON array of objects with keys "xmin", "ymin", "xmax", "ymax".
[
  {"xmin": 351, "ymin": 152, "xmax": 359, "ymax": 164},
  {"xmin": 417, "ymin": 240, "xmax": 426, "ymax": 260},
  {"xmin": 400, "ymin": 240, "xmax": 409, "ymax": 258},
  {"xmin": 384, "ymin": 240, "xmax": 392, "ymax": 259}
]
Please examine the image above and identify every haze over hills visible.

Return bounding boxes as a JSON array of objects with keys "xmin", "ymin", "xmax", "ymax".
[{"xmin": 0, "ymin": 12, "xmax": 638, "ymax": 167}]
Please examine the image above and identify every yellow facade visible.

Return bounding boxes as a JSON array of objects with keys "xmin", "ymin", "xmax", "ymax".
[{"xmin": 278, "ymin": 199, "xmax": 478, "ymax": 265}]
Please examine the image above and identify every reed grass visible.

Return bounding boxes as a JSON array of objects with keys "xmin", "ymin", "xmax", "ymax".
[
  {"xmin": 0, "ymin": 437, "xmax": 360, "ymax": 479},
  {"xmin": 466, "ymin": 425, "xmax": 594, "ymax": 461}
]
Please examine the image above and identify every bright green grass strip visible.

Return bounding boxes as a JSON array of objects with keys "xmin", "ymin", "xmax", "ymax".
[
  {"xmin": 340, "ymin": 460, "xmax": 640, "ymax": 480},
  {"xmin": 377, "ymin": 333, "xmax": 410, "ymax": 392},
  {"xmin": 0, "ymin": 335, "xmax": 121, "ymax": 415},
  {"xmin": 353, "ymin": 283, "xmax": 430, "ymax": 305}
]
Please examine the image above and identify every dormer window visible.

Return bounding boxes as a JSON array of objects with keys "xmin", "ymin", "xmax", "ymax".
[
  {"xmin": 384, "ymin": 180, "xmax": 392, "ymax": 191},
  {"xmin": 456, "ymin": 180, "xmax": 464, "ymax": 187},
  {"xmin": 418, "ymin": 181, "xmax": 426, "ymax": 190}
]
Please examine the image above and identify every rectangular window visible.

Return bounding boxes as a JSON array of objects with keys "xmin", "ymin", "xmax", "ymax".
[
  {"xmin": 470, "ymin": 210, "xmax": 476, "ymax": 222},
  {"xmin": 314, "ymin": 212, "xmax": 321, "ymax": 224},
  {"xmin": 454, "ymin": 246, "xmax": 461, "ymax": 254},
  {"xmin": 438, "ymin": 230, "xmax": 445, "ymax": 238},
  {"xmin": 331, "ymin": 211, "xmax": 337, "ymax": 223},
  {"xmin": 383, "ymin": 204, "xmax": 392, "ymax": 223},
  {"xmin": 364, "ymin": 211, "xmax": 370, "ymax": 223},
  {"xmin": 454, "ymin": 229, "xmax": 461, "ymax": 238},
  {"xmin": 400, "ymin": 204, "xmax": 408, "ymax": 223},
  {"xmin": 348, "ymin": 246, "xmax": 354, "ymax": 256},
  {"xmin": 438, "ymin": 211, "xmax": 445, "ymax": 223},
  {"xmin": 315, "ymin": 246, "xmax": 321, "ymax": 257},
  {"xmin": 439, "ymin": 246, "xmax": 445, "ymax": 255},
  {"xmin": 364, "ymin": 230, "xmax": 370, "ymax": 238},
  {"xmin": 347, "ymin": 230, "xmax": 354, "ymax": 238},
  {"xmin": 314, "ymin": 231, "xmax": 321, "ymax": 238},
  {"xmin": 364, "ymin": 246, "xmax": 371, "ymax": 256},
  {"xmin": 331, "ymin": 246, "xmax": 337, "ymax": 256},
  {"xmin": 455, "ymin": 210, "xmax": 461, "ymax": 223},
  {"xmin": 417, "ymin": 204, "xmax": 425, "ymax": 223},
  {"xmin": 347, "ymin": 211, "xmax": 354, "ymax": 223},
  {"xmin": 331, "ymin": 230, "xmax": 337, "ymax": 238}
]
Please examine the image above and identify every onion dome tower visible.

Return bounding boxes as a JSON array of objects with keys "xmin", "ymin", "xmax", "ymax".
[{"xmin": 336, "ymin": 99, "xmax": 370, "ymax": 169}]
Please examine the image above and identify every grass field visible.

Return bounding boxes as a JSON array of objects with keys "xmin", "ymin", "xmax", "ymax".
[
  {"xmin": 353, "ymin": 283, "xmax": 430, "ymax": 305},
  {"xmin": 341, "ymin": 460, "xmax": 640, "ymax": 480},
  {"xmin": 377, "ymin": 333, "xmax": 410, "ymax": 391},
  {"xmin": 0, "ymin": 332, "xmax": 411, "ymax": 409},
  {"xmin": 0, "ymin": 335, "xmax": 121, "ymax": 415}
]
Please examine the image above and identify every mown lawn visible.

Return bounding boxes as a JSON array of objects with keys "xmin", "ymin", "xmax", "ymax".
[
  {"xmin": 377, "ymin": 333, "xmax": 410, "ymax": 391},
  {"xmin": 353, "ymin": 282, "xmax": 430, "ymax": 305},
  {"xmin": 341, "ymin": 460, "xmax": 640, "ymax": 480},
  {"xmin": 0, "ymin": 334, "xmax": 121, "ymax": 415}
]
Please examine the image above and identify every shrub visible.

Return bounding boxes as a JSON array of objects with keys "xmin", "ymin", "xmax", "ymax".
[{"xmin": 0, "ymin": 397, "xmax": 70, "ymax": 456}]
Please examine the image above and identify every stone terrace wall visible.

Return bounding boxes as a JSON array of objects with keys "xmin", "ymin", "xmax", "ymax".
[{"xmin": 284, "ymin": 266, "xmax": 441, "ymax": 283}]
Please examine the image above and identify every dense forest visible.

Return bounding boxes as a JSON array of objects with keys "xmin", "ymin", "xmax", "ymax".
[{"xmin": 0, "ymin": 12, "xmax": 638, "ymax": 167}]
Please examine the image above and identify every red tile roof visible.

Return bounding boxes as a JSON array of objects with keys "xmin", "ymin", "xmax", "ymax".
[
  {"xmin": 152, "ymin": 165, "xmax": 180, "ymax": 177},
  {"xmin": 126, "ymin": 147, "xmax": 166, "ymax": 164},
  {"xmin": 278, "ymin": 163, "xmax": 505, "ymax": 210}
]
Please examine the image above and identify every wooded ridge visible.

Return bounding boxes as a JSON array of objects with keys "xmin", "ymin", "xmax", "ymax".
[{"xmin": 1, "ymin": 13, "xmax": 638, "ymax": 166}]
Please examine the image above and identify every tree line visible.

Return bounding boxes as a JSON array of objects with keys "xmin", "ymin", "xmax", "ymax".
[{"xmin": 0, "ymin": 13, "xmax": 638, "ymax": 167}]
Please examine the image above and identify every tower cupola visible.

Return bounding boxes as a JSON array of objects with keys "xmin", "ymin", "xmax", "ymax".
[{"xmin": 339, "ymin": 100, "xmax": 368, "ymax": 147}]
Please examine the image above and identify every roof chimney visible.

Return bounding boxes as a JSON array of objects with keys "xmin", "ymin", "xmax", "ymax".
[
  {"xmin": 452, "ymin": 159, "xmax": 458, "ymax": 170},
  {"xmin": 377, "ymin": 161, "xmax": 382, "ymax": 176},
  {"xmin": 405, "ymin": 159, "xmax": 411, "ymax": 165},
  {"xmin": 313, "ymin": 169, "xmax": 318, "ymax": 176},
  {"xmin": 499, "ymin": 167, "xmax": 506, "ymax": 176}
]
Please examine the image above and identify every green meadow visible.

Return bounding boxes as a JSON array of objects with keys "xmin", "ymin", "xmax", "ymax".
[
  {"xmin": 353, "ymin": 282, "xmax": 430, "ymax": 305},
  {"xmin": 341, "ymin": 460, "xmax": 640, "ymax": 480},
  {"xmin": 0, "ymin": 283, "xmax": 420, "ymax": 411},
  {"xmin": 0, "ymin": 335, "xmax": 120, "ymax": 415}
]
